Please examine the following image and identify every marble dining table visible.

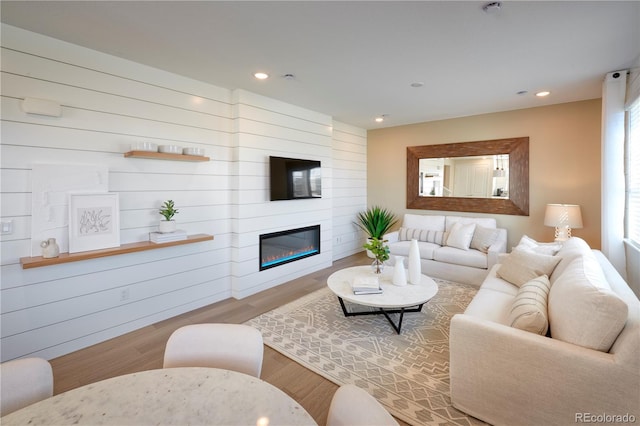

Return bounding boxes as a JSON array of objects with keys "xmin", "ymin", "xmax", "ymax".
[{"xmin": 1, "ymin": 367, "xmax": 317, "ymax": 425}]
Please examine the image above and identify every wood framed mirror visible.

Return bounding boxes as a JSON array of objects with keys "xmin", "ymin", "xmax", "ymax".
[{"xmin": 407, "ymin": 137, "xmax": 529, "ymax": 215}]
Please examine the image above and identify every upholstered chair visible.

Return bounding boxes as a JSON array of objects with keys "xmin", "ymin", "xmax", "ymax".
[
  {"xmin": 0, "ymin": 357, "xmax": 53, "ymax": 416},
  {"xmin": 162, "ymin": 323, "xmax": 264, "ymax": 378},
  {"xmin": 327, "ymin": 384, "xmax": 399, "ymax": 426}
]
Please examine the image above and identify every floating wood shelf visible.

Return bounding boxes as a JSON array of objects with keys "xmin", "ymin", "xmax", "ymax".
[
  {"xmin": 20, "ymin": 234, "xmax": 214, "ymax": 269},
  {"xmin": 124, "ymin": 151, "xmax": 210, "ymax": 162}
]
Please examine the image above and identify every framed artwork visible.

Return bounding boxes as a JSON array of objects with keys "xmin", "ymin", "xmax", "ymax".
[{"xmin": 68, "ymin": 193, "xmax": 120, "ymax": 253}]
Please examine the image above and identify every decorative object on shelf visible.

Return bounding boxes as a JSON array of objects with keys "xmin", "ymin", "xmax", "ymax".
[
  {"xmin": 354, "ymin": 206, "xmax": 398, "ymax": 258},
  {"xmin": 68, "ymin": 193, "xmax": 120, "ymax": 253},
  {"xmin": 182, "ymin": 147, "xmax": 205, "ymax": 156},
  {"xmin": 149, "ymin": 229, "xmax": 187, "ymax": 243},
  {"xmin": 408, "ymin": 238, "xmax": 422, "ymax": 284},
  {"xmin": 158, "ymin": 145, "xmax": 182, "ymax": 154},
  {"xmin": 364, "ymin": 237, "xmax": 390, "ymax": 274},
  {"xmin": 40, "ymin": 238, "xmax": 60, "ymax": 258},
  {"xmin": 544, "ymin": 204, "xmax": 583, "ymax": 241},
  {"xmin": 130, "ymin": 142, "xmax": 158, "ymax": 152},
  {"xmin": 158, "ymin": 200, "xmax": 179, "ymax": 233},
  {"xmin": 393, "ymin": 255, "xmax": 407, "ymax": 286}
]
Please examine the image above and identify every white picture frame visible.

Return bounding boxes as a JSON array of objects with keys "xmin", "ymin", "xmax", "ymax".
[{"xmin": 68, "ymin": 193, "xmax": 120, "ymax": 253}]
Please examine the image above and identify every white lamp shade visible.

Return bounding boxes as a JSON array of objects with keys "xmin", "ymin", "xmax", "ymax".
[{"xmin": 544, "ymin": 204, "xmax": 583, "ymax": 228}]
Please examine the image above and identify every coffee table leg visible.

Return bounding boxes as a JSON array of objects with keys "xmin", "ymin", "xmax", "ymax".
[{"xmin": 336, "ymin": 297, "xmax": 425, "ymax": 334}]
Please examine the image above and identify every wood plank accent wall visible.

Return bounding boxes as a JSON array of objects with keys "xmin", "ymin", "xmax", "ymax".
[{"xmin": 0, "ymin": 25, "xmax": 367, "ymax": 362}]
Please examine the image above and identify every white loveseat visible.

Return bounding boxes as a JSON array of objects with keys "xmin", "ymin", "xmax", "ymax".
[
  {"xmin": 450, "ymin": 237, "xmax": 640, "ymax": 425},
  {"xmin": 385, "ymin": 214, "xmax": 507, "ymax": 286}
]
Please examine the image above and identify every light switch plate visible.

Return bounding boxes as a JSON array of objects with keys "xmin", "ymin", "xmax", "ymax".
[{"xmin": 1, "ymin": 220, "xmax": 13, "ymax": 234}]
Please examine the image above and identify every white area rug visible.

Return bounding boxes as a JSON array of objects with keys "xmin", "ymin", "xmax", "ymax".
[{"xmin": 245, "ymin": 279, "xmax": 487, "ymax": 426}]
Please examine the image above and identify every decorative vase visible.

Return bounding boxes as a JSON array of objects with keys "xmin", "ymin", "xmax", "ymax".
[
  {"xmin": 41, "ymin": 238, "xmax": 60, "ymax": 258},
  {"xmin": 365, "ymin": 238, "xmax": 375, "ymax": 258},
  {"xmin": 408, "ymin": 239, "xmax": 421, "ymax": 284},
  {"xmin": 371, "ymin": 258, "xmax": 385, "ymax": 274},
  {"xmin": 393, "ymin": 256, "xmax": 407, "ymax": 286},
  {"xmin": 159, "ymin": 220, "xmax": 176, "ymax": 233}
]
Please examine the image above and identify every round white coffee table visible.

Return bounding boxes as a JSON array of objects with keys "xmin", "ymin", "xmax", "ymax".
[{"xmin": 327, "ymin": 265, "xmax": 438, "ymax": 334}]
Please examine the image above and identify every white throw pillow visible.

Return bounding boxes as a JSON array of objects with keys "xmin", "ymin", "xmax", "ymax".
[
  {"xmin": 548, "ymin": 255, "xmax": 628, "ymax": 352},
  {"xmin": 470, "ymin": 225, "xmax": 499, "ymax": 253},
  {"xmin": 515, "ymin": 235, "xmax": 562, "ymax": 255},
  {"xmin": 508, "ymin": 275, "xmax": 551, "ymax": 335},
  {"xmin": 445, "ymin": 222, "xmax": 476, "ymax": 251},
  {"xmin": 496, "ymin": 249, "xmax": 561, "ymax": 287},
  {"xmin": 398, "ymin": 227, "xmax": 447, "ymax": 245}
]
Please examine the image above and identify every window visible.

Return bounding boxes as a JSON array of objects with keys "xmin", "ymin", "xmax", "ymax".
[{"xmin": 627, "ymin": 97, "xmax": 640, "ymax": 247}]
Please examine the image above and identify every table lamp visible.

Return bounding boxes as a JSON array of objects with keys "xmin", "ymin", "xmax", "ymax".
[{"xmin": 544, "ymin": 204, "xmax": 583, "ymax": 242}]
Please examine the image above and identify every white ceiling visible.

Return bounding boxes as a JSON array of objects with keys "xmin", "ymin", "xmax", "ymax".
[{"xmin": 1, "ymin": 1, "xmax": 639, "ymax": 129}]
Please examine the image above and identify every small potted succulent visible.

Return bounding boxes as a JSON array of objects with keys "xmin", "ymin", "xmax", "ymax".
[{"xmin": 158, "ymin": 200, "xmax": 179, "ymax": 233}]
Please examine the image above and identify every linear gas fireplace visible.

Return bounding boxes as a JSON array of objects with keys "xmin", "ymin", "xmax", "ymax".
[{"xmin": 259, "ymin": 225, "xmax": 320, "ymax": 271}]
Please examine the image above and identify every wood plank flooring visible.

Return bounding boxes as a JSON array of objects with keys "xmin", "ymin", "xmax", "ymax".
[{"xmin": 49, "ymin": 251, "xmax": 409, "ymax": 426}]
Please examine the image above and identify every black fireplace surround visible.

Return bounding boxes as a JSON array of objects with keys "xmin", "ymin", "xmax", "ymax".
[{"xmin": 259, "ymin": 225, "xmax": 320, "ymax": 271}]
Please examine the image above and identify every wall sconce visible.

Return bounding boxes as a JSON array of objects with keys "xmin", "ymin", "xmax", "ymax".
[
  {"xmin": 20, "ymin": 97, "xmax": 62, "ymax": 117},
  {"xmin": 544, "ymin": 204, "xmax": 583, "ymax": 242}
]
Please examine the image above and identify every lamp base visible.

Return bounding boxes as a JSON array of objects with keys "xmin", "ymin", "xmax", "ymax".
[{"xmin": 554, "ymin": 226, "xmax": 572, "ymax": 242}]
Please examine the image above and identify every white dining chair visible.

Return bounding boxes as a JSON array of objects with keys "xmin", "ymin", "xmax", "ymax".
[
  {"xmin": 0, "ymin": 357, "xmax": 54, "ymax": 416},
  {"xmin": 327, "ymin": 384, "xmax": 399, "ymax": 426},
  {"xmin": 163, "ymin": 323, "xmax": 264, "ymax": 377}
]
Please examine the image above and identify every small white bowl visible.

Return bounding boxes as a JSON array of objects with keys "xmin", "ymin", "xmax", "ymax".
[
  {"xmin": 131, "ymin": 142, "xmax": 158, "ymax": 152},
  {"xmin": 158, "ymin": 145, "xmax": 182, "ymax": 154},
  {"xmin": 183, "ymin": 147, "xmax": 205, "ymax": 156}
]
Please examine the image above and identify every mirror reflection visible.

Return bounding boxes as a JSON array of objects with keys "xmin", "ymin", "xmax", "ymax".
[{"xmin": 418, "ymin": 154, "xmax": 509, "ymax": 199}]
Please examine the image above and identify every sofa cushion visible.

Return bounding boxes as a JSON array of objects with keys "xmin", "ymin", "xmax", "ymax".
[
  {"xmin": 402, "ymin": 214, "xmax": 445, "ymax": 231},
  {"xmin": 445, "ymin": 216, "xmax": 496, "ymax": 230},
  {"xmin": 433, "ymin": 246, "xmax": 488, "ymax": 269},
  {"xmin": 550, "ymin": 237, "xmax": 592, "ymax": 283},
  {"xmin": 446, "ymin": 222, "xmax": 476, "ymax": 250},
  {"xmin": 548, "ymin": 255, "xmax": 628, "ymax": 352},
  {"xmin": 463, "ymin": 288, "xmax": 514, "ymax": 325},
  {"xmin": 470, "ymin": 225, "xmax": 500, "ymax": 253},
  {"xmin": 508, "ymin": 275, "xmax": 551, "ymax": 335},
  {"xmin": 389, "ymin": 240, "xmax": 438, "ymax": 260},
  {"xmin": 496, "ymin": 249, "xmax": 561, "ymax": 287},
  {"xmin": 398, "ymin": 227, "xmax": 447, "ymax": 245},
  {"xmin": 480, "ymin": 265, "xmax": 519, "ymax": 296},
  {"xmin": 515, "ymin": 235, "xmax": 562, "ymax": 255}
]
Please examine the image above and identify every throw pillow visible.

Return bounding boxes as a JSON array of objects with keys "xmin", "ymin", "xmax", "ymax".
[
  {"xmin": 508, "ymin": 275, "xmax": 551, "ymax": 335},
  {"xmin": 445, "ymin": 222, "xmax": 476, "ymax": 251},
  {"xmin": 496, "ymin": 249, "xmax": 562, "ymax": 287},
  {"xmin": 470, "ymin": 225, "xmax": 499, "ymax": 253},
  {"xmin": 548, "ymin": 255, "xmax": 628, "ymax": 352},
  {"xmin": 398, "ymin": 227, "xmax": 447, "ymax": 245},
  {"xmin": 515, "ymin": 235, "xmax": 562, "ymax": 255}
]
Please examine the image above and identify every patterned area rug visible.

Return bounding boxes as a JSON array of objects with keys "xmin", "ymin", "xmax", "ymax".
[{"xmin": 245, "ymin": 279, "xmax": 487, "ymax": 426}]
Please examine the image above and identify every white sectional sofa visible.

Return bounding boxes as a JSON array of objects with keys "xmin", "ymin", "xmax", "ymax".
[
  {"xmin": 450, "ymin": 237, "xmax": 640, "ymax": 426},
  {"xmin": 385, "ymin": 214, "xmax": 507, "ymax": 286}
]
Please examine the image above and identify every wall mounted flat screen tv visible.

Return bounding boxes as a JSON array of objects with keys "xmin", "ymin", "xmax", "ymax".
[{"xmin": 269, "ymin": 156, "xmax": 322, "ymax": 201}]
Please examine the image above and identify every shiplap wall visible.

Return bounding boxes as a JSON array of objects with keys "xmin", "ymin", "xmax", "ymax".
[{"xmin": 0, "ymin": 24, "xmax": 366, "ymax": 362}]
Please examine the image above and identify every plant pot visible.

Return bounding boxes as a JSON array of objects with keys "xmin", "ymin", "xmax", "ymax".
[{"xmin": 159, "ymin": 220, "xmax": 176, "ymax": 233}]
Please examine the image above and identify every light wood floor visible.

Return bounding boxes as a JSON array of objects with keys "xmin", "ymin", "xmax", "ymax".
[{"xmin": 49, "ymin": 251, "xmax": 409, "ymax": 425}]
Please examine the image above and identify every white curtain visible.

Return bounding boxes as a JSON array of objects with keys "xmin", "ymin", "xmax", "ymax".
[{"xmin": 601, "ymin": 70, "xmax": 627, "ymax": 278}]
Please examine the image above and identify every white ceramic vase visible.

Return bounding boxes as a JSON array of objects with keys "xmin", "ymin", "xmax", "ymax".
[
  {"xmin": 159, "ymin": 220, "xmax": 176, "ymax": 233},
  {"xmin": 393, "ymin": 255, "xmax": 407, "ymax": 286},
  {"xmin": 408, "ymin": 239, "xmax": 421, "ymax": 284},
  {"xmin": 41, "ymin": 238, "xmax": 60, "ymax": 258}
]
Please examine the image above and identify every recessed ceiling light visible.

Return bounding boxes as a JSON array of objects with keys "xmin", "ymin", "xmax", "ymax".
[
  {"xmin": 375, "ymin": 115, "xmax": 388, "ymax": 123},
  {"xmin": 254, "ymin": 72, "xmax": 269, "ymax": 80},
  {"xmin": 410, "ymin": 82, "xmax": 425, "ymax": 88},
  {"xmin": 536, "ymin": 91, "xmax": 551, "ymax": 97}
]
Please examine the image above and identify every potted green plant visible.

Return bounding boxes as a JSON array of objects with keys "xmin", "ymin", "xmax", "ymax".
[
  {"xmin": 363, "ymin": 237, "xmax": 390, "ymax": 274},
  {"xmin": 158, "ymin": 200, "xmax": 179, "ymax": 233},
  {"xmin": 354, "ymin": 206, "xmax": 398, "ymax": 266}
]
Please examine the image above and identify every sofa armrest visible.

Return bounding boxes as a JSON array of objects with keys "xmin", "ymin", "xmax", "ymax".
[
  {"xmin": 450, "ymin": 314, "xmax": 639, "ymax": 426},
  {"xmin": 486, "ymin": 228, "xmax": 507, "ymax": 268},
  {"xmin": 384, "ymin": 231, "xmax": 399, "ymax": 244}
]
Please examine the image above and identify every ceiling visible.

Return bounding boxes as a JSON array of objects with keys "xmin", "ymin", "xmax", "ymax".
[{"xmin": 1, "ymin": 1, "xmax": 639, "ymax": 129}]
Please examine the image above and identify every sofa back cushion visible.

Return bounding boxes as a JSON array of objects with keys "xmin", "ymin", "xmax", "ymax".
[
  {"xmin": 550, "ymin": 237, "xmax": 592, "ymax": 284},
  {"xmin": 402, "ymin": 214, "xmax": 445, "ymax": 232},
  {"xmin": 548, "ymin": 254, "xmax": 628, "ymax": 352},
  {"xmin": 445, "ymin": 216, "xmax": 496, "ymax": 230}
]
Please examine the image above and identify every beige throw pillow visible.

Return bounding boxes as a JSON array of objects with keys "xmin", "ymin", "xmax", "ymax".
[
  {"xmin": 398, "ymin": 227, "xmax": 447, "ymax": 245},
  {"xmin": 497, "ymin": 249, "xmax": 561, "ymax": 287},
  {"xmin": 445, "ymin": 222, "xmax": 476, "ymax": 250},
  {"xmin": 470, "ymin": 225, "xmax": 499, "ymax": 253},
  {"xmin": 508, "ymin": 275, "xmax": 551, "ymax": 335}
]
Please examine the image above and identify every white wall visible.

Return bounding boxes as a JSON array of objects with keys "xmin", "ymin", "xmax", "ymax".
[{"xmin": 0, "ymin": 24, "xmax": 366, "ymax": 361}]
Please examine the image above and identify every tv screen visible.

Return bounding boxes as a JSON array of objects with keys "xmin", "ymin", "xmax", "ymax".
[{"xmin": 269, "ymin": 156, "xmax": 322, "ymax": 201}]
